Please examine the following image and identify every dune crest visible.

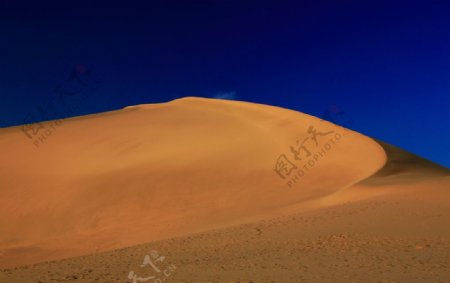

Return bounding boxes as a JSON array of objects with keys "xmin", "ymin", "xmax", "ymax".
[{"xmin": 0, "ymin": 97, "xmax": 426, "ymax": 269}]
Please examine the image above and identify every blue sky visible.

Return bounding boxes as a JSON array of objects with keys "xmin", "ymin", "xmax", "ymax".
[{"xmin": 1, "ymin": 0, "xmax": 449, "ymax": 168}]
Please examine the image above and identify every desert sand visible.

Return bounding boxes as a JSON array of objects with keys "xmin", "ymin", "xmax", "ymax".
[{"xmin": 0, "ymin": 97, "xmax": 449, "ymax": 282}]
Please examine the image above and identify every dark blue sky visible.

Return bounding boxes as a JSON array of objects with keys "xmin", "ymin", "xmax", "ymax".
[{"xmin": 1, "ymin": 0, "xmax": 449, "ymax": 168}]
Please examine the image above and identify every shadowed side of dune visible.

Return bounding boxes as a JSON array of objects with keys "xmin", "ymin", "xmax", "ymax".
[{"xmin": 360, "ymin": 140, "xmax": 450, "ymax": 185}]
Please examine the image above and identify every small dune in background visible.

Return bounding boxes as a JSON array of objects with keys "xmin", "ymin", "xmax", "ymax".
[{"xmin": 0, "ymin": 97, "xmax": 449, "ymax": 282}]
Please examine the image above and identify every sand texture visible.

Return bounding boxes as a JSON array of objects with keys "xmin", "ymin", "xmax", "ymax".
[{"xmin": 1, "ymin": 97, "xmax": 449, "ymax": 282}]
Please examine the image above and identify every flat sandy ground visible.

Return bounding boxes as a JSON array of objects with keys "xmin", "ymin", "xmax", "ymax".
[{"xmin": 0, "ymin": 98, "xmax": 449, "ymax": 282}]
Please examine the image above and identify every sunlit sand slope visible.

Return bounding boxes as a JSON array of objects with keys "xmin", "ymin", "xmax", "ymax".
[
  {"xmin": 1, "ymin": 139, "xmax": 449, "ymax": 282},
  {"xmin": 0, "ymin": 97, "xmax": 386, "ymax": 268}
]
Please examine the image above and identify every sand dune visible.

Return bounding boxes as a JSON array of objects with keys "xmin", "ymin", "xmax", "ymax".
[{"xmin": 0, "ymin": 97, "xmax": 449, "ymax": 282}]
